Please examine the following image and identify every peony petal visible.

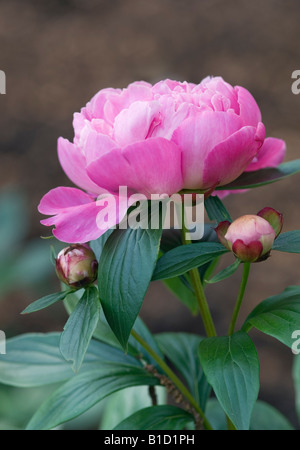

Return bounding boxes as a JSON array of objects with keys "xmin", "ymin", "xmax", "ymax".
[
  {"xmin": 172, "ymin": 111, "xmax": 244, "ymax": 189},
  {"xmin": 84, "ymin": 130, "xmax": 117, "ymax": 165},
  {"xmin": 202, "ymin": 124, "xmax": 265, "ymax": 189},
  {"xmin": 57, "ymin": 138, "xmax": 102, "ymax": 194},
  {"xmin": 39, "ymin": 187, "xmax": 130, "ymax": 243},
  {"xmin": 235, "ymin": 86, "xmax": 262, "ymax": 127},
  {"xmin": 87, "ymin": 137, "xmax": 183, "ymax": 197},
  {"xmin": 214, "ymin": 137, "xmax": 285, "ymax": 199},
  {"xmin": 113, "ymin": 101, "xmax": 161, "ymax": 147},
  {"xmin": 51, "ymin": 202, "xmax": 110, "ymax": 243},
  {"xmin": 38, "ymin": 186, "xmax": 94, "ymax": 215},
  {"xmin": 245, "ymin": 137, "xmax": 286, "ymax": 172}
]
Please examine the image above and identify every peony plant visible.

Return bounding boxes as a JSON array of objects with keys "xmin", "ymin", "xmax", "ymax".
[{"xmin": 1, "ymin": 77, "xmax": 300, "ymax": 431}]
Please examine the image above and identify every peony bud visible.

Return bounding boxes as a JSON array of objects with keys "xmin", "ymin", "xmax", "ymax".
[
  {"xmin": 216, "ymin": 212, "xmax": 281, "ymax": 263},
  {"xmin": 55, "ymin": 244, "xmax": 98, "ymax": 288}
]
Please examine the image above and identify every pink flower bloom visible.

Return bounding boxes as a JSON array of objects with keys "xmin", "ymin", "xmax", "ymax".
[{"xmin": 39, "ymin": 77, "xmax": 286, "ymax": 243}]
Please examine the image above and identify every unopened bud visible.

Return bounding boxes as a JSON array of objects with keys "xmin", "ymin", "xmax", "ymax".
[
  {"xmin": 55, "ymin": 244, "xmax": 98, "ymax": 288},
  {"xmin": 216, "ymin": 208, "xmax": 283, "ymax": 263}
]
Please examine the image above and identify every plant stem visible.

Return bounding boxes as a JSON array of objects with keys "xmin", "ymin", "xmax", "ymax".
[
  {"xmin": 131, "ymin": 329, "xmax": 213, "ymax": 430},
  {"xmin": 225, "ymin": 262, "xmax": 251, "ymax": 430},
  {"xmin": 181, "ymin": 213, "xmax": 217, "ymax": 337},
  {"xmin": 228, "ymin": 262, "xmax": 251, "ymax": 336}
]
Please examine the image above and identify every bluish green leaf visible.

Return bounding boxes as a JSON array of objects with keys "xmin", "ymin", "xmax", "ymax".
[
  {"xmin": 0, "ymin": 333, "xmax": 110, "ymax": 387},
  {"xmin": 152, "ymin": 243, "xmax": 228, "ymax": 281},
  {"xmin": 293, "ymin": 355, "xmax": 300, "ymax": 424},
  {"xmin": 206, "ymin": 398, "xmax": 294, "ymax": 430},
  {"xmin": 205, "ymin": 196, "xmax": 232, "ymax": 223},
  {"xmin": 205, "ymin": 259, "xmax": 241, "ymax": 284},
  {"xmin": 22, "ymin": 290, "xmax": 73, "ymax": 315},
  {"xmin": 242, "ymin": 286, "xmax": 300, "ymax": 347},
  {"xmin": 26, "ymin": 365, "xmax": 158, "ymax": 430},
  {"xmin": 64, "ymin": 290, "xmax": 164, "ymax": 369},
  {"xmin": 98, "ymin": 226, "xmax": 162, "ymax": 350},
  {"xmin": 156, "ymin": 333, "xmax": 210, "ymax": 410},
  {"xmin": 250, "ymin": 401, "xmax": 294, "ymax": 430},
  {"xmin": 199, "ymin": 331, "xmax": 260, "ymax": 430},
  {"xmin": 60, "ymin": 286, "xmax": 100, "ymax": 372},
  {"xmin": 272, "ymin": 231, "xmax": 300, "ymax": 253},
  {"xmin": 216, "ymin": 159, "xmax": 300, "ymax": 191},
  {"xmin": 114, "ymin": 405, "xmax": 193, "ymax": 430},
  {"xmin": 100, "ymin": 386, "xmax": 167, "ymax": 430},
  {"xmin": 128, "ymin": 317, "xmax": 165, "ymax": 369}
]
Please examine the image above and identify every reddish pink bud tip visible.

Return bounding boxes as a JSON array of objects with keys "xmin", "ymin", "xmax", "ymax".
[{"xmin": 232, "ymin": 239, "xmax": 263, "ymax": 262}]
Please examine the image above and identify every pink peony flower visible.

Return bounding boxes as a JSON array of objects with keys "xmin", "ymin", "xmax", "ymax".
[{"xmin": 39, "ymin": 77, "xmax": 286, "ymax": 243}]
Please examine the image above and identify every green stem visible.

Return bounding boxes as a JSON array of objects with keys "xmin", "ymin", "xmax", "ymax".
[
  {"xmin": 131, "ymin": 329, "xmax": 213, "ymax": 430},
  {"xmin": 228, "ymin": 262, "xmax": 251, "ymax": 336},
  {"xmin": 181, "ymin": 213, "xmax": 217, "ymax": 337},
  {"xmin": 225, "ymin": 262, "xmax": 251, "ymax": 430}
]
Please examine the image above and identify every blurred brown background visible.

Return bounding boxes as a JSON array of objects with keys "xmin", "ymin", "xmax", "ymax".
[{"xmin": 0, "ymin": 0, "xmax": 300, "ymax": 427}]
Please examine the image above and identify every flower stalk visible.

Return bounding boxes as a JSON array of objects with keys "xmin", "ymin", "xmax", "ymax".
[
  {"xmin": 131, "ymin": 329, "xmax": 213, "ymax": 430},
  {"xmin": 228, "ymin": 262, "xmax": 251, "ymax": 335},
  {"xmin": 181, "ymin": 207, "xmax": 217, "ymax": 337}
]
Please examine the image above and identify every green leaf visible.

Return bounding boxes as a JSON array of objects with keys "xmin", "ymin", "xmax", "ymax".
[
  {"xmin": 242, "ymin": 286, "xmax": 300, "ymax": 347},
  {"xmin": 204, "ymin": 196, "xmax": 232, "ymax": 223},
  {"xmin": 64, "ymin": 290, "xmax": 164, "ymax": 369},
  {"xmin": 156, "ymin": 333, "xmax": 210, "ymax": 410},
  {"xmin": 205, "ymin": 398, "xmax": 294, "ymax": 431},
  {"xmin": 26, "ymin": 365, "xmax": 158, "ymax": 430},
  {"xmin": 205, "ymin": 399, "xmax": 227, "ymax": 430},
  {"xmin": 216, "ymin": 159, "xmax": 300, "ymax": 191},
  {"xmin": 128, "ymin": 317, "xmax": 165, "ymax": 369},
  {"xmin": 293, "ymin": 355, "xmax": 300, "ymax": 424},
  {"xmin": 250, "ymin": 401, "xmax": 294, "ymax": 430},
  {"xmin": 114, "ymin": 405, "xmax": 193, "ymax": 430},
  {"xmin": 0, "ymin": 333, "xmax": 106, "ymax": 387},
  {"xmin": 159, "ymin": 230, "xmax": 182, "ymax": 253},
  {"xmin": 22, "ymin": 290, "xmax": 73, "ymax": 315},
  {"xmin": 152, "ymin": 242, "xmax": 228, "ymax": 281},
  {"xmin": 60, "ymin": 287, "xmax": 101, "ymax": 372},
  {"xmin": 100, "ymin": 386, "xmax": 167, "ymax": 430},
  {"xmin": 198, "ymin": 331, "xmax": 260, "ymax": 430},
  {"xmin": 205, "ymin": 259, "xmax": 241, "ymax": 284},
  {"xmin": 272, "ymin": 231, "xmax": 300, "ymax": 253},
  {"xmin": 98, "ymin": 226, "xmax": 162, "ymax": 350}
]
